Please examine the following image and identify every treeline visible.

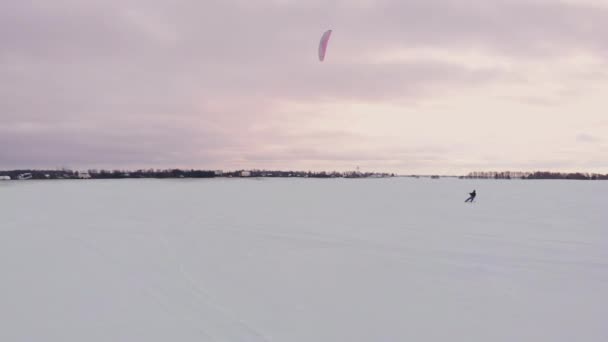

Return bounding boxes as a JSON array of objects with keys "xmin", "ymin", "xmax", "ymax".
[
  {"xmin": 225, "ymin": 170, "xmax": 394, "ymax": 178},
  {"xmin": 462, "ymin": 171, "xmax": 608, "ymax": 180},
  {"xmin": 0, "ymin": 169, "xmax": 394, "ymax": 180},
  {"xmin": 93, "ymin": 169, "xmax": 216, "ymax": 179},
  {"xmin": 525, "ymin": 172, "xmax": 608, "ymax": 180},
  {"xmin": 0, "ymin": 169, "xmax": 215, "ymax": 179},
  {"xmin": 0, "ymin": 169, "xmax": 76, "ymax": 180}
]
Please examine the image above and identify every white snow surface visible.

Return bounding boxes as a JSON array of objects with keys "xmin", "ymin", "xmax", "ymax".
[{"xmin": 1, "ymin": 178, "xmax": 607, "ymax": 341}]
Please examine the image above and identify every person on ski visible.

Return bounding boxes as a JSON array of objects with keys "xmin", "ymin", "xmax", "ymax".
[{"xmin": 465, "ymin": 190, "xmax": 476, "ymax": 202}]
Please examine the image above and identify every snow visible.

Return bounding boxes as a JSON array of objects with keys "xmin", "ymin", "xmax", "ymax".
[{"xmin": 1, "ymin": 178, "xmax": 607, "ymax": 341}]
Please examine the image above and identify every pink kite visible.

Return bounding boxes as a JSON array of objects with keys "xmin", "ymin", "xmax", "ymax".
[{"xmin": 318, "ymin": 30, "xmax": 332, "ymax": 61}]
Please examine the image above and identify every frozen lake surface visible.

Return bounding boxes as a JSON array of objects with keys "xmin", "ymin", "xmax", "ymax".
[{"xmin": 1, "ymin": 178, "xmax": 607, "ymax": 341}]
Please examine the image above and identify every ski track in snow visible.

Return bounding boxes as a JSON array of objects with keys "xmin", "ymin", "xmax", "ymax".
[
  {"xmin": 159, "ymin": 231, "xmax": 271, "ymax": 342},
  {"xmin": 59, "ymin": 232, "xmax": 218, "ymax": 341}
]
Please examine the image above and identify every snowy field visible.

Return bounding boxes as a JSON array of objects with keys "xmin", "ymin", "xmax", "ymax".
[{"xmin": 1, "ymin": 177, "xmax": 607, "ymax": 341}]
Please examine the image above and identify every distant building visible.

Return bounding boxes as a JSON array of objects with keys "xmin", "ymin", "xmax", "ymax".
[
  {"xmin": 214, "ymin": 170, "xmax": 223, "ymax": 176},
  {"xmin": 0, "ymin": 176, "xmax": 10, "ymax": 181},
  {"xmin": 240, "ymin": 171, "xmax": 251, "ymax": 177},
  {"xmin": 77, "ymin": 171, "xmax": 91, "ymax": 179},
  {"xmin": 18, "ymin": 173, "xmax": 32, "ymax": 180}
]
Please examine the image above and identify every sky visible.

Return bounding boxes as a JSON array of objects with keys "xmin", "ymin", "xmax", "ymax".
[{"xmin": 1, "ymin": 0, "xmax": 608, "ymax": 174}]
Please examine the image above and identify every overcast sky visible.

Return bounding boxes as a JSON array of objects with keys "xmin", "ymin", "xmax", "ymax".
[{"xmin": 2, "ymin": 0, "xmax": 608, "ymax": 174}]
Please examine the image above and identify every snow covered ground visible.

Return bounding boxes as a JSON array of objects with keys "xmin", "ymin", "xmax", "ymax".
[{"xmin": 1, "ymin": 177, "xmax": 607, "ymax": 341}]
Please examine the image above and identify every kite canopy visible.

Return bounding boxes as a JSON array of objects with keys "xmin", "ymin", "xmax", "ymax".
[{"xmin": 318, "ymin": 30, "xmax": 332, "ymax": 61}]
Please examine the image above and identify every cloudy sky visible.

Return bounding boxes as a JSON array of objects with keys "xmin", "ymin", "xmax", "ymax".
[{"xmin": 2, "ymin": 0, "xmax": 608, "ymax": 174}]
